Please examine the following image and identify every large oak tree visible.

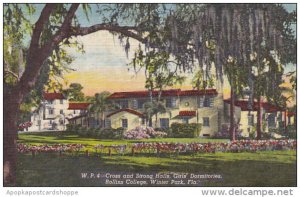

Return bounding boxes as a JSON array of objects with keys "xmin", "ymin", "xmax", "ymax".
[{"xmin": 4, "ymin": 3, "xmax": 296, "ymax": 185}]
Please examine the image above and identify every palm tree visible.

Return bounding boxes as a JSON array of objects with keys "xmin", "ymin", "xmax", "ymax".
[
  {"xmin": 144, "ymin": 101, "xmax": 166, "ymax": 127},
  {"xmin": 88, "ymin": 91, "xmax": 111, "ymax": 128}
]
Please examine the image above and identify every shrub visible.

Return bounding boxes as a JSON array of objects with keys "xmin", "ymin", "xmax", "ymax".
[
  {"xmin": 66, "ymin": 124, "xmax": 81, "ymax": 133},
  {"xmin": 123, "ymin": 129, "xmax": 150, "ymax": 140},
  {"xmin": 145, "ymin": 127, "xmax": 167, "ymax": 138},
  {"xmin": 98, "ymin": 127, "xmax": 124, "ymax": 139},
  {"xmin": 78, "ymin": 126, "xmax": 88, "ymax": 137},
  {"xmin": 157, "ymin": 127, "xmax": 172, "ymax": 136},
  {"xmin": 169, "ymin": 123, "xmax": 202, "ymax": 138},
  {"xmin": 66, "ymin": 124, "xmax": 72, "ymax": 132},
  {"xmin": 123, "ymin": 126, "xmax": 167, "ymax": 140},
  {"xmin": 261, "ymin": 132, "xmax": 272, "ymax": 139}
]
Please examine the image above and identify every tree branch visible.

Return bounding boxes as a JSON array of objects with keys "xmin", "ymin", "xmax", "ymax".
[
  {"xmin": 29, "ymin": 4, "xmax": 56, "ymax": 49},
  {"xmin": 71, "ymin": 24, "xmax": 146, "ymax": 43},
  {"xmin": 43, "ymin": 4, "xmax": 80, "ymax": 52}
]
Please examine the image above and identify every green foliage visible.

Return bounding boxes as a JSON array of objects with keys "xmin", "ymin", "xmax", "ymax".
[
  {"xmin": 143, "ymin": 101, "xmax": 166, "ymax": 124},
  {"xmin": 88, "ymin": 91, "xmax": 113, "ymax": 128},
  {"xmin": 69, "ymin": 124, "xmax": 124, "ymax": 139},
  {"xmin": 97, "ymin": 127, "xmax": 124, "ymax": 139},
  {"xmin": 130, "ymin": 50, "xmax": 186, "ymax": 99},
  {"xmin": 88, "ymin": 91, "xmax": 112, "ymax": 113},
  {"xmin": 261, "ymin": 132, "xmax": 272, "ymax": 140},
  {"xmin": 169, "ymin": 123, "xmax": 202, "ymax": 138},
  {"xmin": 4, "ymin": 4, "xmax": 85, "ymax": 90},
  {"xmin": 192, "ymin": 68, "xmax": 215, "ymax": 90},
  {"xmin": 63, "ymin": 83, "xmax": 85, "ymax": 101}
]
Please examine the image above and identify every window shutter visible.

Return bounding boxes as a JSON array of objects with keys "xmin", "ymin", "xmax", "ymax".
[
  {"xmin": 209, "ymin": 97, "xmax": 214, "ymax": 107},
  {"xmin": 171, "ymin": 97, "xmax": 176, "ymax": 108},
  {"xmin": 133, "ymin": 99, "xmax": 138, "ymax": 109},
  {"xmin": 198, "ymin": 97, "xmax": 204, "ymax": 108}
]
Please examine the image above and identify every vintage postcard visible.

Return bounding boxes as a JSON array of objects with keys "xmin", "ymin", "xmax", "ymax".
[{"xmin": 2, "ymin": 2, "xmax": 297, "ymax": 192}]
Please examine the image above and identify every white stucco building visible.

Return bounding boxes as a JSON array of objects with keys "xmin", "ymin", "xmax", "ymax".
[{"xmin": 28, "ymin": 93, "xmax": 90, "ymax": 131}]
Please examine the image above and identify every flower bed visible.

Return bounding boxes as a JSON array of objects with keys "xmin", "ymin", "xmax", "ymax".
[
  {"xmin": 18, "ymin": 121, "xmax": 32, "ymax": 130},
  {"xmin": 17, "ymin": 143, "xmax": 85, "ymax": 154},
  {"xmin": 18, "ymin": 140, "xmax": 296, "ymax": 156},
  {"xmin": 131, "ymin": 139, "xmax": 296, "ymax": 154}
]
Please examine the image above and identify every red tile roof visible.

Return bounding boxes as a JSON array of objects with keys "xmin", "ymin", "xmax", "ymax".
[
  {"xmin": 106, "ymin": 108, "xmax": 144, "ymax": 118},
  {"xmin": 286, "ymin": 111, "xmax": 295, "ymax": 117},
  {"xmin": 180, "ymin": 89, "xmax": 218, "ymax": 96},
  {"xmin": 108, "ymin": 89, "xmax": 218, "ymax": 99},
  {"xmin": 68, "ymin": 103, "xmax": 91, "ymax": 110},
  {"xmin": 43, "ymin": 92, "xmax": 65, "ymax": 100},
  {"xmin": 179, "ymin": 111, "xmax": 196, "ymax": 116},
  {"xmin": 224, "ymin": 99, "xmax": 283, "ymax": 112}
]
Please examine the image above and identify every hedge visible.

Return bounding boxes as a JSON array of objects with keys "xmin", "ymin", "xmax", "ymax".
[
  {"xmin": 169, "ymin": 123, "xmax": 202, "ymax": 138},
  {"xmin": 66, "ymin": 124, "xmax": 124, "ymax": 139}
]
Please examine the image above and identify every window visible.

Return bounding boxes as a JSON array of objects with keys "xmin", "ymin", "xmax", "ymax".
[
  {"xmin": 203, "ymin": 117, "xmax": 210, "ymax": 127},
  {"xmin": 268, "ymin": 113, "xmax": 276, "ymax": 128},
  {"xmin": 73, "ymin": 110, "xmax": 76, "ymax": 114},
  {"xmin": 166, "ymin": 97, "xmax": 176, "ymax": 108},
  {"xmin": 198, "ymin": 97, "xmax": 204, "ymax": 108},
  {"xmin": 48, "ymin": 100, "xmax": 53, "ymax": 104},
  {"xmin": 132, "ymin": 99, "xmax": 138, "ymax": 109},
  {"xmin": 122, "ymin": 119, "xmax": 128, "ymax": 128},
  {"xmin": 138, "ymin": 100, "xmax": 145, "ymax": 109},
  {"xmin": 204, "ymin": 97, "xmax": 213, "ymax": 107},
  {"xmin": 60, "ymin": 109, "xmax": 64, "ymax": 115},
  {"xmin": 288, "ymin": 116, "xmax": 291, "ymax": 125},
  {"xmin": 119, "ymin": 100, "xmax": 129, "ymax": 108},
  {"xmin": 49, "ymin": 109, "xmax": 54, "ymax": 115},
  {"xmin": 160, "ymin": 118, "xmax": 169, "ymax": 128},
  {"xmin": 105, "ymin": 119, "xmax": 111, "ymax": 128},
  {"xmin": 183, "ymin": 117, "xmax": 189, "ymax": 124},
  {"xmin": 60, "ymin": 99, "xmax": 64, "ymax": 104},
  {"xmin": 248, "ymin": 114, "xmax": 254, "ymax": 126},
  {"xmin": 199, "ymin": 97, "xmax": 214, "ymax": 107}
]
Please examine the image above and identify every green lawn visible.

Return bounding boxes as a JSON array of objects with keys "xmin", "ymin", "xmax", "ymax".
[{"xmin": 17, "ymin": 132, "xmax": 296, "ymax": 187}]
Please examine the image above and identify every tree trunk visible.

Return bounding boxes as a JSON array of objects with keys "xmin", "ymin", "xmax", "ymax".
[
  {"xmin": 101, "ymin": 112, "xmax": 105, "ymax": 128},
  {"xmin": 256, "ymin": 97, "xmax": 262, "ymax": 140},
  {"xmin": 229, "ymin": 87, "xmax": 236, "ymax": 141},
  {"xmin": 3, "ymin": 3, "xmax": 149, "ymax": 186},
  {"xmin": 284, "ymin": 110, "xmax": 287, "ymax": 133},
  {"xmin": 4, "ymin": 86, "xmax": 23, "ymax": 186}
]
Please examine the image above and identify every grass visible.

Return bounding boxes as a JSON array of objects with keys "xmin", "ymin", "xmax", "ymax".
[{"xmin": 16, "ymin": 131, "xmax": 296, "ymax": 187}]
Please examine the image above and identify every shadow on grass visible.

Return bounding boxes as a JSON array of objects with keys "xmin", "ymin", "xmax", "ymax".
[{"xmin": 16, "ymin": 151, "xmax": 296, "ymax": 187}]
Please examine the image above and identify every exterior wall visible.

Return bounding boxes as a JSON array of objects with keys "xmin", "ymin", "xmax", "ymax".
[
  {"xmin": 239, "ymin": 111, "xmax": 257, "ymax": 137},
  {"xmin": 45, "ymin": 99, "xmax": 69, "ymax": 119},
  {"xmin": 108, "ymin": 93, "xmax": 224, "ymax": 137},
  {"xmin": 224, "ymin": 103, "xmax": 284, "ymax": 137},
  {"xmin": 197, "ymin": 108, "xmax": 219, "ymax": 136},
  {"xmin": 109, "ymin": 111, "xmax": 142, "ymax": 131},
  {"xmin": 179, "ymin": 96, "xmax": 197, "ymax": 111},
  {"xmin": 197, "ymin": 93, "xmax": 224, "ymax": 137},
  {"xmin": 29, "ymin": 98, "xmax": 69, "ymax": 131}
]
